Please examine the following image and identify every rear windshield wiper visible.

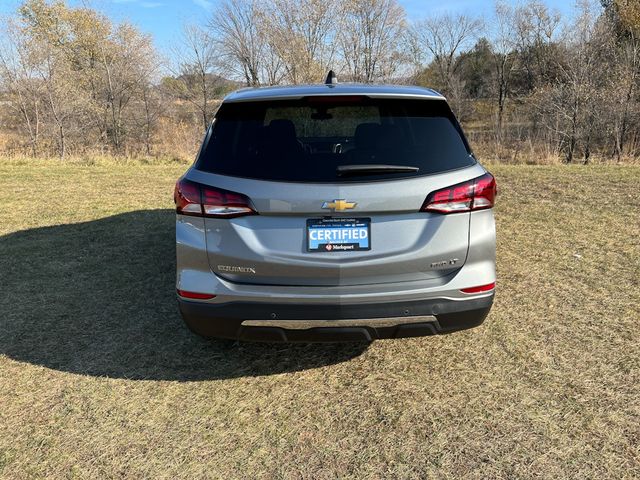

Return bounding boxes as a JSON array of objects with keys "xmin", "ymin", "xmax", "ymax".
[{"xmin": 337, "ymin": 164, "xmax": 419, "ymax": 176}]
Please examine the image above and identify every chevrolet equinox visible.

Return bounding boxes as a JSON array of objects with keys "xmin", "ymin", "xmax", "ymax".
[{"xmin": 174, "ymin": 79, "xmax": 496, "ymax": 342}]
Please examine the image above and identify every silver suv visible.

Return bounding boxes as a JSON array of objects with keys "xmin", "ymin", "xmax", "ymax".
[{"xmin": 175, "ymin": 81, "xmax": 496, "ymax": 342}]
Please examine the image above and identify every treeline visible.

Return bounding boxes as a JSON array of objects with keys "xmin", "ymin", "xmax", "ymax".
[
  {"xmin": 0, "ymin": 0, "xmax": 639, "ymax": 163},
  {"xmin": 0, "ymin": 0, "xmax": 160, "ymax": 157}
]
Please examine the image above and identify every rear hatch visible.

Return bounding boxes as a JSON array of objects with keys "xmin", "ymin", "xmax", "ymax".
[{"xmin": 190, "ymin": 96, "xmax": 481, "ymax": 287}]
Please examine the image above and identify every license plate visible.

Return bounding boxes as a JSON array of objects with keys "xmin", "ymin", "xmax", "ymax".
[{"xmin": 306, "ymin": 218, "xmax": 371, "ymax": 252}]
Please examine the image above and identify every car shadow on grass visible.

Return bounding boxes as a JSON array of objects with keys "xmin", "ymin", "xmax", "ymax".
[{"xmin": 0, "ymin": 210, "xmax": 368, "ymax": 381}]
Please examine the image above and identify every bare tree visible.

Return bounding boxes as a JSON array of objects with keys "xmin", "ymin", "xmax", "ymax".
[
  {"xmin": 38, "ymin": 44, "xmax": 70, "ymax": 157},
  {"xmin": 606, "ymin": 1, "xmax": 640, "ymax": 160},
  {"xmin": 15, "ymin": 0, "xmax": 76, "ymax": 157},
  {"xmin": 412, "ymin": 13, "xmax": 483, "ymax": 83},
  {"xmin": 93, "ymin": 23, "xmax": 157, "ymax": 152},
  {"xmin": 259, "ymin": 37, "xmax": 286, "ymax": 86},
  {"xmin": 411, "ymin": 13, "xmax": 483, "ymax": 115},
  {"xmin": 209, "ymin": 0, "xmax": 267, "ymax": 86},
  {"xmin": 261, "ymin": 0, "xmax": 339, "ymax": 84},
  {"xmin": 0, "ymin": 21, "xmax": 42, "ymax": 155},
  {"xmin": 546, "ymin": 1, "xmax": 603, "ymax": 163},
  {"xmin": 138, "ymin": 82, "xmax": 163, "ymax": 156},
  {"xmin": 172, "ymin": 24, "xmax": 220, "ymax": 131},
  {"xmin": 492, "ymin": 1, "xmax": 518, "ymax": 143},
  {"xmin": 338, "ymin": 0, "xmax": 407, "ymax": 83},
  {"xmin": 513, "ymin": 0, "xmax": 562, "ymax": 90}
]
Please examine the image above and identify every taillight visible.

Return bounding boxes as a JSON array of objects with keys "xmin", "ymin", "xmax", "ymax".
[
  {"xmin": 421, "ymin": 173, "xmax": 496, "ymax": 214},
  {"xmin": 174, "ymin": 178, "xmax": 256, "ymax": 218},
  {"xmin": 174, "ymin": 178, "xmax": 202, "ymax": 215}
]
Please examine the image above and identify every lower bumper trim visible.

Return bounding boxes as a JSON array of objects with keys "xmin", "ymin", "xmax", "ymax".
[
  {"xmin": 178, "ymin": 294, "xmax": 494, "ymax": 342},
  {"xmin": 241, "ymin": 315, "xmax": 437, "ymax": 330}
]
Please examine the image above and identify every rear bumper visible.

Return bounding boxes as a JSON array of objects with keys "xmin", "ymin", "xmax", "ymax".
[{"xmin": 178, "ymin": 294, "xmax": 493, "ymax": 342}]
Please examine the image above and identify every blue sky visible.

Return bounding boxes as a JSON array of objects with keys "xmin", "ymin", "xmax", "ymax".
[{"xmin": 0, "ymin": 0, "xmax": 579, "ymax": 56}]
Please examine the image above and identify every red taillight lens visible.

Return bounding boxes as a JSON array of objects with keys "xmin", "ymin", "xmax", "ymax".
[
  {"xmin": 174, "ymin": 178, "xmax": 203, "ymax": 215},
  {"xmin": 201, "ymin": 185, "xmax": 256, "ymax": 218},
  {"xmin": 174, "ymin": 178, "xmax": 256, "ymax": 218},
  {"xmin": 461, "ymin": 282, "xmax": 496, "ymax": 294},
  {"xmin": 421, "ymin": 173, "xmax": 496, "ymax": 214},
  {"xmin": 177, "ymin": 289, "xmax": 216, "ymax": 300}
]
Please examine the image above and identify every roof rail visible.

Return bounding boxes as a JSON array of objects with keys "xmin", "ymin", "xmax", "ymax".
[{"xmin": 324, "ymin": 70, "xmax": 337, "ymax": 85}]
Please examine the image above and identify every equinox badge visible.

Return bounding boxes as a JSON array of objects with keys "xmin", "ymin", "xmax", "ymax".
[{"xmin": 322, "ymin": 199, "xmax": 357, "ymax": 212}]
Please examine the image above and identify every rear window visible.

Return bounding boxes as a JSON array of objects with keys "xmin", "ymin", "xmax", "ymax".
[{"xmin": 196, "ymin": 97, "xmax": 474, "ymax": 182}]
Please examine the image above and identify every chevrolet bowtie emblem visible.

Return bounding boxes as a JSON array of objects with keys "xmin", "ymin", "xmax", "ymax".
[{"xmin": 322, "ymin": 199, "xmax": 357, "ymax": 212}]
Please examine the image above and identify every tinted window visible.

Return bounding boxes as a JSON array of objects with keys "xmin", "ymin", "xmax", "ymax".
[{"xmin": 196, "ymin": 97, "xmax": 474, "ymax": 182}]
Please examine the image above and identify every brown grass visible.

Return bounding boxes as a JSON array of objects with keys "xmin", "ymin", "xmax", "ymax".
[{"xmin": 0, "ymin": 160, "xmax": 638, "ymax": 478}]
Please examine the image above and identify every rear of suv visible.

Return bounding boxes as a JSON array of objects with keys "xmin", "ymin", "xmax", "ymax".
[{"xmin": 175, "ymin": 82, "xmax": 496, "ymax": 342}]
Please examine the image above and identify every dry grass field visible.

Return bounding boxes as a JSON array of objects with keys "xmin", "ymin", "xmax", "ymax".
[{"xmin": 0, "ymin": 159, "xmax": 638, "ymax": 479}]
